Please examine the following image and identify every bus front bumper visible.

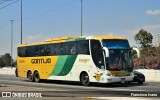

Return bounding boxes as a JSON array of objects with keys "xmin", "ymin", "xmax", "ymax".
[
  {"xmin": 105, "ymin": 76, "xmax": 134, "ymax": 83},
  {"xmin": 94, "ymin": 75, "xmax": 134, "ymax": 83}
]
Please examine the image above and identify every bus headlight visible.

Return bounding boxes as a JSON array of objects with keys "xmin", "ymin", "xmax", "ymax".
[
  {"xmin": 130, "ymin": 72, "xmax": 134, "ymax": 79},
  {"xmin": 130, "ymin": 72, "xmax": 134, "ymax": 76},
  {"xmin": 106, "ymin": 71, "xmax": 112, "ymax": 76}
]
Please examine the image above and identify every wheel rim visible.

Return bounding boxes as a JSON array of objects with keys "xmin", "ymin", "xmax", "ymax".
[
  {"xmin": 28, "ymin": 72, "xmax": 33, "ymax": 81},
  {"xmin": 34, "ymin": 72, "xmax": 40, "ymax": 82},
  {"xmin": 81, "ymin": 73, "xmax": 89, "ymax": 85}
]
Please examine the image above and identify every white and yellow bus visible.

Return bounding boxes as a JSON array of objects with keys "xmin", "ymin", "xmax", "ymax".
[{"xmin": 17, "ymin": 36, "xmax": 139, "ymax": 86}]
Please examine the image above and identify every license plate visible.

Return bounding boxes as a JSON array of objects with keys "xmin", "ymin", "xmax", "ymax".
[{"xmin": 121, "ymin": 78, "xmax": 125, "ymax": 83}]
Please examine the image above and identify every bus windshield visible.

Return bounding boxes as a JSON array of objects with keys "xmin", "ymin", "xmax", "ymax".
[
  {"xmin": 102, "ymin": 40, "xmax": 133, "ymax": 70},
  {"xmin": 107, "ymin": 49, "xmax": 132, "ymax": 70}
]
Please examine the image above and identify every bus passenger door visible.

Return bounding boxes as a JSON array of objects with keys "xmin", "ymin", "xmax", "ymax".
[{"xmin": 90, "ymin": 40, "xmax": 105, "ymax": 70}]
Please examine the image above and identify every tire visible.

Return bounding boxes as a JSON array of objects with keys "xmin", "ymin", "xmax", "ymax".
[
  {"xmin": 138, "ymin": 81, "xmax": 143, "ymax": 84},
  {"xmin": 106, "ymin": 83, "xmax": 113, "ymax": 86},
  {"xmin": 27, "ymin": 71, "xmax": 34, "ymax": 82},
  {"xmin": 34, "ymin": 71, "xmax": 40, "ymax": 83},
  {"xmin": 80, "ymin": 72, "xmax": 90, "ymax": 86}
]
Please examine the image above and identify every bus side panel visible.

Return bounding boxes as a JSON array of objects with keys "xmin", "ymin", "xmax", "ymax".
[
  {"xmin": 41, "ymin": 56, "xmax": 58, "ymax": 79},
  {"xmin": 66, "ymin": 55, "xmax": 97, "ymax": 81},
  {"xmin": 49, "ymin": 55, "xmax": 76, "ymax": 80},
  {"xmin": 48, "ymin": 55, "xmax": 98, "ymax": 82},
  {"xmin": 17, "ymin": 57, "xmax": 30, "ymax": 78},
  {"xmin": 17, "ymin": 56, "xmax": 59, "ymax": 79}
]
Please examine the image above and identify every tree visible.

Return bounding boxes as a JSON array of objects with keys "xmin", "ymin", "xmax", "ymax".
[
  {"xmin": 12, "ymin": 60, "xmax": 17, "ymax": 67},
  {"xmin": 0, "ymin": 58, "xmax": 5, "ymax": 68},
  {"xmin": 1, "ymin": 53, "xmax": 11, "ymax": 67},
  {"xmin": 134, "ymin": 29, "xmax": 153, "ymax": 48},
  {"xmin": 133, "ymin": 29, "xmax": 160, "ymax": 69}
]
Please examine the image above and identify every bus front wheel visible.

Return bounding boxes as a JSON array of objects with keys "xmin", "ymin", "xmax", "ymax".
[
  {"xmin": 27, "ymin": 71, "xmax": 34, "ymax": 82},
  {"xmin": 80, "ymin": 72, "xmax": 90, "ymax": 86},
  {"xmin": 34, "ymin": 71, "xmax": 40, "ymax": 83}
]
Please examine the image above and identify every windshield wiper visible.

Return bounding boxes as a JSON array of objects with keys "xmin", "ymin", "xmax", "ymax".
[
  {"xmin": 117, "ymin": 54, "xmax": 122, "ymax": 68},
  {"xmin": 122, "ymin": 56, "xmax": 132, "ymax": 70},
  {"xmin": 117, "ymin": 54, "xmax": 131, "ymax": 70}
]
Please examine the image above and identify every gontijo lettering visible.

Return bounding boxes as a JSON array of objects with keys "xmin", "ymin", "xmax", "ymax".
[{"xmin": 31, "ymin": 58, "xmax": 51, "ymax": 64}]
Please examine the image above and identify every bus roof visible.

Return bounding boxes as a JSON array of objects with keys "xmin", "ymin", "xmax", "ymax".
[
  {"xmin": 90, "ymin": 36, "xmax": 127, "ymax": 40},
  {"xmin": 18, "ymin": 35, "xmax": 127, "ymax": 47}
]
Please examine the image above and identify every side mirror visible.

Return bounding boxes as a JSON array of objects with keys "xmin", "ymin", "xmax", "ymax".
[
  {"xmin": 132, "ymin": 47, "xmax": 140, "ymax": 58},
  {"xmin": 103, "ymin": 47, "xmax": 109, "ymax": 57}
]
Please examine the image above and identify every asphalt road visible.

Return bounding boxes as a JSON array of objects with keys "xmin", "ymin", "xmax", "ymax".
[{"xmin": 0, "ymin": 75, "xmax": 160, "ymax": 99}]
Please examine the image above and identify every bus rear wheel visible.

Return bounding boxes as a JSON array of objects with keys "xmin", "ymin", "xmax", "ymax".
[
  {"xmin": 80, "ymin": 72, "xmax": 90, "ymax": 86},
  {"xmin": 34, "ymin": 71, "xmax": 40, "ymax": 83},
  {"xmin": 27, "ymin": 71, "xmax": 34, "ymax": 82}
]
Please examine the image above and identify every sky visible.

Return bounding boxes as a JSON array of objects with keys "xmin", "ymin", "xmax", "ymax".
[{"xmin": 0, "ymin": 0, "xmax": 160, "ymax": 59}]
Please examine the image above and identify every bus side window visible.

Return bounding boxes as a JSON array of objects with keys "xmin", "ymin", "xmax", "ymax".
[
  {"xmin": 54, "ymin": 44, "xmax": 58, "ymax": 55},
  {"xmin": 45, "ymin": 45, "xmax": 51, "ymax": 56},
  {"xmin": 77, "ymin": 40, "xmax": 89, "ymax": 54},
  {"xmin": 71, "ymin": 46, "xmax": 76, "ymax": 54},
  {"xmin": 42, "ymin": 45, "xmax": 49, "ymax": 56},
  {"xmin": 54, "ymin": 44, "xmax": 62, "ymax": 55},
  {"xmin": 63, "ymin": 43, "xmax": 68, "ymax": 55},
  {"xmin": 70, "ymin": 42, "xmax": 76, "ymax": 54},
  {"xmin": 30, "ymin": 46, "xmax": 38, "ymax": 57},
  {"xmin": 18, "ymin": 47, "xmax": 23, "ymax": 57},
  {"xmin": 23, "ymin": 47, "xmax": 27, "ymax": 57},
  {"xmin": 35, "ymin": 46, "xmax": 39, "ymax": 56},
  {"xmin": 40, "ymin": 46, "xmax": 45, "ymax": 56},
  {"xmin": 50, "ymin": 44, "xmax": 55, "ymax": 55},
  {"xmin": 64, "ymin": 42, "xmax": 77, "ymax": 55},
  {"xmin": 26, "ymin": 47, "xmax": 30, "ymax": 57}
]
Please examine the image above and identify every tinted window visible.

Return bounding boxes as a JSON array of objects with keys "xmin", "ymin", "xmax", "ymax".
[
  {"xmin": 39, "ymin": 45, "xmax": 47, "ymax": 56},
  {"xmin": 48, "ymin": 44, "xmax": 54, "ymax": 55},
  {"xmin": 30, "ymin": 46, "xmax": 38, "ymax": 56},
  {"xmin": 102, "ymin": 40, "xmax": 130, "ymax": 49},
  {"xmin": 26, "ymin": 47, "xmax": 30, "ymax": 57},
  {"xmin": 54, "ymin": 44, "xmax": 62, "ymax": 55},
  {"xmin": 45, "ymin": 45, "xmax": 51, "ymax": 56},
  {"xmin": 18, "ymin": 40, "xmax": 89, "ymax": 57},
  {"xmin": 18, "ymin": 47, "xmax": 27, "ymax": 57},
  {"xmin": 77, "ymin": 40, "xmax": 89, "ymax": 54},
  {"xmin": 63, "ymin": 42, "xmax": 77, "ymax": 55},
  {"xmin": 91, "ymin": 40, "xmax": 104, "ymax": 68}
]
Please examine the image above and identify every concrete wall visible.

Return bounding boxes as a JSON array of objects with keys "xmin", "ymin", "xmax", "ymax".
[
  {"xmin": 136, "ymin": 69, "xmax": 160, "ymax": 82},
  {"xmin": 0, "ymin": 67, "xmax": 16, "ymax": 75}
]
